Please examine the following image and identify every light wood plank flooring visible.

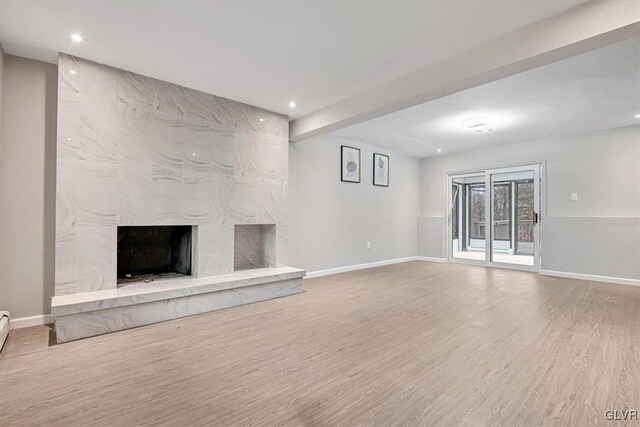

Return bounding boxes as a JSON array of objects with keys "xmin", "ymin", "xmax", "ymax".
[{"xmin": 1, "ymin": 261, "xmax": 639, "ymax": 426}]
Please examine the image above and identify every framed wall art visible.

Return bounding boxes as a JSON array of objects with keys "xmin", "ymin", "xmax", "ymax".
[
  {"xmin": 341, "ymin": 145, "xmax": 361, "ymax": 183},
  {"xmin": 373, "ymin": 153, "xmax": 389, "ymax": 187}
]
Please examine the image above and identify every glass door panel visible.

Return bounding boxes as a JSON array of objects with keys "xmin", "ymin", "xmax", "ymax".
[
  {"xmin": 489, "ymin": 169, "xmax": 537, "ymax": 267},
  {"xmin": 451, "ymin": 175, "xmax": 486, "ymax": 262}
]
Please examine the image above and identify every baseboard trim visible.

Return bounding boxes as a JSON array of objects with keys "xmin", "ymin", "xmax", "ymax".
[
  {"xmin": 9, "ymin": 314, "xmax": 54, "ymax": 329},
  {"xmin": 306, "ymin": 256, "xmax": 426, "ymax": 279},
  {"xmin": 540, "ymin": 270, "xmax": 640, "ymax": 287},
  {"xmin": 415, "ymin": 256, "xmax": 448, "ymax": 263}
]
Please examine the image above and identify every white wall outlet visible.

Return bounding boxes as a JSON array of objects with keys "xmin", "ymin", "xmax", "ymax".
[
  {"xmin": 571, "ymin": 192, "xmax": 578, "ymax": 201},
  {"xmin": 366, "ymin": 241, "xmax": 371, "ymax": 249}
]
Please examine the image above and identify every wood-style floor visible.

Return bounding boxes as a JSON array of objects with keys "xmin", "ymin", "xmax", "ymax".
[{"xmin": 1, "ymin": 261, "xmax": 639, "ymax": 426}]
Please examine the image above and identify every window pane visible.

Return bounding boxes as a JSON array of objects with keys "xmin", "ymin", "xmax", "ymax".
[
  {"xmin": 452, "ymin": 185, "xmax": 459, "ymax": 239},
  {"xmin": 492, "ymin": 184, "xmax": 510, "ymax": 241},
  {"xmin": 469, "ymin": 186, "xmax": 485, "ymax": 239},
  {"xmin": 517, "ymin": 181, "xmax": 534, "ymax": 245}
]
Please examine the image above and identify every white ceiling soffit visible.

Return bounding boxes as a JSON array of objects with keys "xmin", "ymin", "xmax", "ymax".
[
  {"xmin": 331, "ymin": 37, "xmax": 640, "ymax": 158},
  {"xmin": 0, "ymin": 0, "xmax": 585, "ymax": 118},
  {"xmin": 290, "ymin": 0, "xmax": 640, "ymax": 142}
]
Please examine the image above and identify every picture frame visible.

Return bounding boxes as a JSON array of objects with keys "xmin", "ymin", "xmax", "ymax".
[
  {"xmin": 373, "ymin": 153, "xmax": 389, "ymax": 187},
  {"xmin": 341, "ymin": 145, "xmax": 361, "ymax": 183}
]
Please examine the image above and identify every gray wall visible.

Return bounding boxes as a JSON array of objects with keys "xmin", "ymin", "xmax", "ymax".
[
  {"xmin": 288, "ymin": 135, "xmax": 421, "ymax": 273},
  {"xmin": 0, "ymin": 55, "xmax": 57, "ymax": 318},
  {"xmin": 419, "ymin": 125, "xmax": 640, "ymax": 279}
]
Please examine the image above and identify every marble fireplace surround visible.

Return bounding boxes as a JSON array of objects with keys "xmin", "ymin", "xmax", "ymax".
[{"xmin": 53, "ymin": 54, "xmax": 303, "ymax": 342}]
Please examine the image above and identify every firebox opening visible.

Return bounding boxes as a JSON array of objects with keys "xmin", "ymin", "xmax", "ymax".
[{"xmin": 117, "ymin": 225, "xmax": 192, "ymax": 285}]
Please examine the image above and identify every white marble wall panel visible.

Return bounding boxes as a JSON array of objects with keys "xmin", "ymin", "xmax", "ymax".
[
  {"xmin": 251, "ymin": 132, "xmax": 289, "ymax": 181},
  {"xmin": 193, "ymin": 223, "xmax": 234, "ymax": 277},
  {"xmin": 256, "ymin": 178, "xmax": 287, "ymax": 224},
  {"xmin": 228, "ymin": 176, "xmax": 258, "ymax": 223},
  {"xmin": 77, "ymin": 161, "xmax": 117, "ymax": 225},
  {"xmin": 56, "ymin": 159, "xmax": 77, "ymax": 229},
  {"xmin": 55, "ymin": 54, "xmax": 290, "ymax": 295},
  {"xmin": 76, "ymin": 226, "xmax": 117, "ymax": 292},
  {"xmin": 54, "ymin": 226, "xmax": 77, "ymax": 295},
  {"xmin": 275, "ymin": 221, "xmax": 289, "ymax": 268}
]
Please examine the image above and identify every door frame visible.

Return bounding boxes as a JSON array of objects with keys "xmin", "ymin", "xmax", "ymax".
[{"xmin": 445, "ymin": 162, "xmax": 545, "ymax": 273}]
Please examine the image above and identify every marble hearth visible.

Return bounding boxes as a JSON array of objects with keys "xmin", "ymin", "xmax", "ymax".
[
  {"xmin": 54, "ymin": 54, "xmax": 303, "ymax": 342},
  {"xmin": 52, "ymin": 267, "xmax": 305, "ymax": 342}
]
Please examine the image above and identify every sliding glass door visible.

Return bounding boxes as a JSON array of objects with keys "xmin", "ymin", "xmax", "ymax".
[
  {"xmin": 451, "ymin": 174, "xmax": 486, "ymax": 263},
  {"xmin": 448, "ymin": 164, "xmax": 540, "ymax": 271},
  {"xmin": 489, "ymin": 166, "xmax": 539, "ymax": 268}
]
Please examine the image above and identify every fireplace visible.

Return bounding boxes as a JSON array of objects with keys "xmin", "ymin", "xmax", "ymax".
[
  {"xmin": 52, "ymin": 54, "xmax": 304, "ymax": 343},
  {"xmin": 117, "ymin": 226, "xmax": 192, "ymax": 284}
]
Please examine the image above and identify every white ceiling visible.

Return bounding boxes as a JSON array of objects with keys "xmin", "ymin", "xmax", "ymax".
[
  {"xmin": 0, "ymin": 1, "xmax": 585, "ymax": 118},
  {"xmin": 332, "ymin": 37, "xmax": 640, "ymax": 158}
]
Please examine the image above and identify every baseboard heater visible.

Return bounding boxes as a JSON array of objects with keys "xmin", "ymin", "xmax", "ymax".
[{"xmin": 0, "ymin": 311, "xmax": 9, "ymax": 353}]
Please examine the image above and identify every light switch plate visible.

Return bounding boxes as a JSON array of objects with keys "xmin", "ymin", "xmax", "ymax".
[{"xmin": 571, "ymin": 192, "xmax": 578, "ymax": 201}]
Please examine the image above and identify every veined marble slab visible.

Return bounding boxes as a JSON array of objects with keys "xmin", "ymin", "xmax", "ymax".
[
  {"xmin": 53, "ymin": 268, "xmax": 305, "ymax": 343},
  {"xmin": 52, "ymin": 267, "xmax": 305, "ymax": 316}
]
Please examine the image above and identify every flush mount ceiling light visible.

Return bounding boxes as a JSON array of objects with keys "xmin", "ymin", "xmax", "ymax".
[
  {"xmin": 259, "ymin": 118, "xmax": 264, "ymax": 122},
  {"xmin": 635, "ymin": 113, "xmax": 640, "ymax": 119},
  {"xmin": 437, "ymin": 148, "xmax": 442, "ymax": 153},
  {"xmin": 438, "ymin": 110, "xmax": 518, "ymax": 135},
  {"xmin": 289, "ymin": 101, "xmax": 296, "ymax": 108},
  {"xmin": 70, "ymin": 33, "xmax": 85, "ymax": 42},
  {"xmin": 462, "ymin": 117, "xmax": 493, "ymax": 133}
]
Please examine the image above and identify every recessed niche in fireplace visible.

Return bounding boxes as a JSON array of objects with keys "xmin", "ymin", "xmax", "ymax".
[
  {"xmin": 117, "ymin": 226, "xmax": 192, "ymax": 285},
  {"xmin": 234, "ymin": 224, "xmax": 276, "ymax": 271}
]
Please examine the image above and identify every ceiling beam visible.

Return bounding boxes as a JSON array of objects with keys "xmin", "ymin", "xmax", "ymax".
[{"xmin": 289, "ymin": 0, "xmax": 640, "ymax": 142}]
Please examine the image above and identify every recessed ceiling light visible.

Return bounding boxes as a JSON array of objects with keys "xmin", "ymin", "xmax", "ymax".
[
  {"xmin": 259, "ymin": 118, "xmax": 264, "ymax": 122},
  {"xmin": 192, "ymin": 152, "xmax": 196, "ymax": 156},
  {"xmin": 437, "ymin": 148, "xmax": 442, "ymax": 153},
  {"xmin": 67, "ymin": 137, "xmax": 72, "ymax": 141},
  {"xmin": 463, "ymin": 117, "xmax": 493, "ymax": 133},
  {"xmin": 69, "ymin": 70, "xmax": 77, "ymax": 75},
  {"xmin": 289, "ymin": 102, "xmax": 296, "ymax": 108},
  {"xmin": 635, "ymin": 113, "xmax": 640, "ymax": 119},
  {"xmin": 70, "ymin": 33, "xmax": 84, "ymax": 42}
]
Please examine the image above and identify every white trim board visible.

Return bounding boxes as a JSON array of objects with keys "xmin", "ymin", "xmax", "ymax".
[
  {"xmin": 415, "ymin": 256, "xmax": 447, "ymax": 263},
  {"xmin": 9, "ymin": 314, "xmax": 54, "ymax": 329},
  {"xmin": 305, "ymin": 257, "xmax": 639, "ymax": 289},
  {"xmin": 305, "ymin": 256, "xmax": 430, "ymax": 279},
  {"xmin": 540, "ymin": 270, "xmax": 640, "ymax": 287}
]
